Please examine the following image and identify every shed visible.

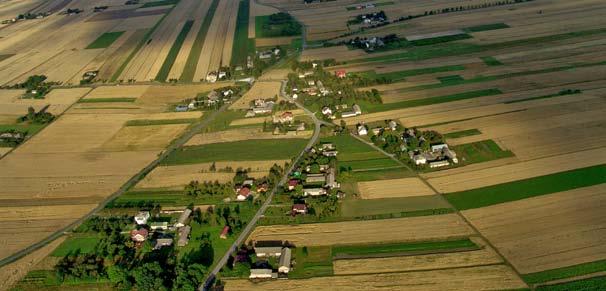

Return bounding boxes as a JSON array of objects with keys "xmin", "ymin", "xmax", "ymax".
[
  {"xmin": 249, "ymin": 268, "xmax": 274, "ymax": 279},
  {"xmin": 220, "ymin": 226, "xmax": 230, "ymax": 239},
  {"xmin": 278, "ymin": 248, "xmax": 292, "ymax": 273},
  {"xmin": 177, "ymin": 225, "xmax": 191, "ymax": 247},
  {"xmin": 175, "ymin": 208, "xmax": 192, "ymax": 228},
  {"xmin": 134, "ymin": 211, "xmax": 150, "ymax": 225}
]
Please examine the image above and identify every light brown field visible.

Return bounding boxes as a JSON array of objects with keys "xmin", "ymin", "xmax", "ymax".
[
  {"xmin": 357, "ymin": 177, "xmax": 435, "ymax": 199},
  {"xmin": 83, "ymin": 85, "xmax": 150, "ymax": 99},
  {"xmin": 424, "ymin": 147, "xmax": 606, "ymax": 193},
  {"xmin": 0, "ymin": 88, "xmax": 90, "ymax": 117},
  {"xmin": 137, "ymin": 160, "xmax": 288, "ymax": 188},
  {"xmin": 96, "ymin": 29, "xmax": 148, "ymax": 81},
  {"xmin": 185, "ymin": 126, "xmax": 312, "ymax": 146},
  {"xmin": 249, "ymin": 214, "xmax": 474, "ymax": 246},
  {"xmin": 255, "ymin": 36, "xmax": 296, "ymax": 47},
  {"xmin": 0, "ymin": 236, "xmax": 65, "ymax": 291},
  {"xmin": 100, "ymin": 123, "xmax": 189, "ymax": 151},
  {"xmin": 463, "ymin": 183, "xmax": 606, "ymax": 274},
  {"xmin": 224, "ymin": 265, "xmax": 526, "ymax": 291},
  {"xmin": 229, "ymin": 81, "xmax": 281, "ymax": 109},
  {"xmin": 333, "ymin": 240, "xmax": 503, "ymax": 275}
]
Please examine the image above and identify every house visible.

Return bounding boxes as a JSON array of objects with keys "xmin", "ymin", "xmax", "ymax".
[
  {"xmin": 174, "ymin": 208, "xmax": 192, "ymax": 228},
  {"xmin": 134, "ymin": 211, "xmax": 150, "ymax": 225},
  {"xmin": 307, "ymin": 80, "xmax": 315, "ymax": 86},
  {"xmin": 292, "ymin": 93, "xmax": 298, "ymax": 99},
  {"xmin": 273, "ymin": 111, "xmax": 293, "ymax": 123},
  {"xmin": 413, "ymin": 154, "xmax": 427, "ymax": 165},
  {"xmin": 249, "ymin": 269, "xmax": 275, "ymax": 279},
  {"xmin": 177, "ymin": 225, "xmax": 191, "ymax": 247},
  {"xmin": 291, "ymin": 204, "xmax": 307, "ymax": 215},
  {"xmin": 321, "ymin": 106, "xmax": 332, "ymax": 116},
  {"xmin": 236, "ymin": 187, "xmax": 252, "ymax": 201},
  {"xmin": 325, "ymin": 168, "xmax": 340, "ymax": 189},
  {"xmin": 388, "ymin": 120, "xmax": 398, "ymax": 131},
  {"xmin": 287, "ymin": 179, "xmax": 299, "ymax": 190},
  {"xmin": 223, "ymin": 89, "xmax": 234, "ymax": 97},
  {"xmin": 297, "ymin": 122, "xmax": 306, "ymax": 131},
  {"xmin": 306, "ymin": 174, "xmax": 326, "ymax": 184},
  {"xmin": 257, "ymin": 182, "xmax": 269, "ymax": 193},
  {"xmin": 303, "ymin": 188, "xmax": 327, "ymax": 196},
  {"xmin": 175, "ymin": 105, "xmax": 188, "ymax": 112},
  {"xmin": 429, "ymin": 160, "xmax": 450, "ymax": 168},
  {"xmin": 341, "ymin": 104, "xmax": 362, "ymax": 118},
  {"xmin": 218, "ymin": 71, "xmax": 227, "ymax": 79},
  {"xmin": 278, "ymin": 248, "xmax": 292, "ymax": 273},
  {"xmin": 206, "ymin": 72, "xmax": 217, "ymax": 83},
  {"xmin": 357, "ymin": 124, "xmax": 368, "ymax": 136},
  {"xmin": 431, "ymin": 144, "xmax": 449, "ymax": 152},
  {"xmin": 259, "ymin": 50, "xmax": 273, "ymax": 59},
  {"xmin": 254, "ymin": 246, "xmax": 284, "ymax": 257},
  {"xmin": 153, "ymin": 238, "xmax": 173, "ymax": 250},
  {"xmin": 206, "ymin": 90, "xmax": 220, "ymax": 105},
  {"xmin": 150, "ymin": 221, "xmax": 168, "ymax": 230},
  {"xmin": 335, "ymin": 69, "xmax": 346, "ymax": 78},
  {"xmin": 220, "ymin": 226, "xmax": 230, "ymax": 239},
  {"xmin": 130, "ymin": 229, "xmax": 149, "ymax": 242},
  {"xmin": 322, "ymin": 150, "xmax": 338, "ymax": 157}
]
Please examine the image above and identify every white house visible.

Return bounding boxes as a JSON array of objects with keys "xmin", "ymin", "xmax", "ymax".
[
  {"xmin": 357, "ymin": 124, "xmax": 368, "ymax": 136},
  {"xmin": 413, "ymin": 154, "xmax": 427, "ymax": 165},
  {"xmin": 304, "ymin": 188, "xmax": 327, "ymax": 196},
  {"xmin": 249, "ymin": 269, "xmax": 275, "ymax": 279},
  {"xmin": 134, "ymin": 211, "xmax": 150, "ymax": 225},
  {"xmin": 321, "ymin": 106, "xmax": 332, "ymax": 116}
]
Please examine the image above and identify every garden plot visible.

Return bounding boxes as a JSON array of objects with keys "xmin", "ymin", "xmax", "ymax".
[
  {"xmin": 357, "ymin": 177, "xmax": 435, "ymax": 199},
  {"xmin": 463, "ymin": 183, "xmax": 606, "ymax": 274}
]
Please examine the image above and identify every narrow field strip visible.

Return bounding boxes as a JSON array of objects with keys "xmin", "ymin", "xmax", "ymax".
[
  {"xmin": 155, "ymin": 20, "xmax": 194, "ymax": 81},
  {"xmin": 180, "ymin": 0, "xmax": 221, "ymax": 81},
  {"xmin": 523, "ymin": 260, "xmax": 606, "ymax": 285},
  {"xmin": 365, "ymin": 88, "xmax": 503, "ymax": 112},
  {"xmin": 77, "ymin": 97, "xmax": 137, "ymax": 103},
  {"xmin": 230, "ymin": 0, "xmax": 250, "ymax": 67},
  {"xmin": 124, "ymin": 118, "xmax": 198, "ymax": 126},
  {"xmin": 86, "ymin": 31, "xmax": 125, "ymax": 49}
]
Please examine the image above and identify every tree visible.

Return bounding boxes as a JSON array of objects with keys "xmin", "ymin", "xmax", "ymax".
[
  {"xmin": 132, "ymin": 262, "xmax": 167, "ymax": 291},
  {"xmin": 107, "ymin": 265, "xmax": 127, "ymax": 284}
]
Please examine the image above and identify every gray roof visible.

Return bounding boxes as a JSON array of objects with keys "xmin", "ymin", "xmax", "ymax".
[
  {"xmin": 279, "ymin": 248, "xmax": 291, "ymax": 268},
  {"xmin": 255, "ymin": 246, "xmax": 283, "ymax": 255},
  {"xmin": 177, "ymin": 225, "xmax": 191, "ymax": 246}
]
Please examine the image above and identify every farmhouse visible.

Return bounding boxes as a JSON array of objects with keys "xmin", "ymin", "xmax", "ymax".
[
  {"xmin": 278, "ymin": 247, "xmax": 292, "ymax": 274},
  {"xmin": 249, "ymin": 269, "xmax": 275, "ymax": 279},
  {"xmin": 291, "ymin": 204, "xmax": 307, "ymax": 215},
  {"xmin": 153, "ymin": 238, "xmax": 173, "ymax": 250},
  {"xmin": 335, "ymin": 70, "xmax": 346, "ymax": 78},
  {"xmin": 130, "ymin": 229, "xmax": 148, "ymax": 242},
  {"xmin": 134, "ymin": 211, "xmax": 150, "ymax": 225},
  {"xmin": 357, "ymin": 124, "xmax": 368, "ymax": 136},
  {"xmin": 174, "ymin": 208, "xmax": 192, "ymax": 228},
  {"xmin": 254, "ymin": 246, "xmax": 284, "ymax": 257},
  {"xmin": 413, "ymin": 154, "xmax": 427, "ymax": 165},
  {"xmin": 304, "ymin": 187, "xmax": 327, "ymax": 196},
  {"xmin": 177, "ymin": 225, "xmax": 191, "ymax": 247},
  {"xmin": 273, "ymin": 111, "xmax": 294, "ymax": 123},
  {"xmin": 150, "ymin": 221, "xmax": 168, "ymax": 230},
  {"xmin": 236, "ymin": 187, "xmax": 252, "ymax": 201},
  {"xmin": 220, "ymin": 226, "xmax": 230, "ymax": 239},
  {"xmin": 342, "ymin": 104, "xmax": 362, "ymax": 118},
  {"xmin": 288, "ymin": 179, "xmax": 299, "ymax": 190}
]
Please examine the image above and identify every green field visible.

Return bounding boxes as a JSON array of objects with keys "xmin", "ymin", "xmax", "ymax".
[
  {"xmin": 341, "ymin": 196, "xmax": 451, "ymax": 217},
  {"xmin": 340, "ymin": 158, "xmax": 401, "ymax": 170},
  {"xmin": 523, "ymin": 260, "xmax": 606, "ymax": 284},
  {"xmin": 320, "ymin": 135, "xmax": 377, "ymax": 157},
  {"xmin": 141, "ymin": 0, "xmax": 179, "ymax": 8},
  {"xmin": 111, "ymin": 189, "xmax": 229, "ymax": 206},
  {"xmin": 163, "ymin": 138, "xmax": 308, "ymax": 165},
  {"xmin": 180, "ymin": 0, "xmax": 220, "ymax": 81},
  {"xmin": 289, "ymin": 246, "xmax": 333, "ymax": 279},
  {"xmin": 464, "ymin": 23, "xmax": 510, "ymax": 32},
  {"xmin": 344, "ymin": 167, "xmax": 413, "ymax": 181},
  {"xmin": 481, "ymin": 56, "xmax": 504, "ymax": 66},
  {"xmin": 363, "ymin": 88, "xmax": 503, "ymax": 113},
  {"xmin": 0, "ymin": 123, "xmax": 46, "ymax": 136},
  {"xmin": 231, "ymin": 0, "xmax": 250, "ymax": 66},
  {"xmin": 78, "ymin": 97, "xmax": 137, "ymax": 103},
  {"xmin": 452, "ymin": 139, "xmax": 514, "ymax": 164},
  {"xmin": 333, "ymin": 238, "xmax": 477, "ymax": 257},
  {"xmin": 444, "ymin": 129, "xmax": 482, "ymax": 139},
  {"xmin": 155, "ymin": 20, "xmax": 194, "ymax": 81},
  {"xmin": 51, "ymin": 236, "xmax": 100, "ymax": 257},
  {"xmin": 86, "ymin": 31, "xmax": 125, "ymax": 49},
  {"xmin": 125, "ymin": 118, "xmax": 198, "ymax": 126},
  {"xmin": 255, "ymin": 13, "xmax": 301, "ymax": 38},
  {"xmin": 445, "ymin": 164, "xmax": 606, "ymax": 210},
  {"xmin": 356, "ymin": 65, "xmax": 465, "ymax": 82},
  {"xmin": 437, "ymin": 74, "xmax": 464, "ymax": 84},
  {"xmin": 535, "ymin": 275, "xmax": 606, "ymax": 290}
]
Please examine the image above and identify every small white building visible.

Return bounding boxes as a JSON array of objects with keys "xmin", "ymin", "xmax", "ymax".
[
  {"xmin": 429, "ymin": 160, "xmax": 450, "ymax": 168},
  {"xmin": 150, "ymin": 221, "xmax": 168, "ymax": 230},
  {"xmin": 413, "ymin": 154, "xmax": 427, "ymax": 165},
  {"xmin": 388, "ymin": 120, "xmax": 398, "ymax": 130},
  {"xmin": 255, "ymin": 246, "xmax": 284, "ymax": 257},
  {"xmin": 321, "ymin": 106, "xmax": 332, "ymax": 116},
  {"xmin": 431, "ymin": 144, "xmax": 449, "ymax": 152},
  {"xmin": 304, "ymin": 188, "xmax": 327, "ymax": 196},
  {"xmin": 134, "ymin": 211, "xmax": 150, "ymax": 225},
  {"xmin": 249, "ymin": 269, "xmax": 275, "ymax": 279},
  {"xmin": 278, "ymin": 248, "xmax": 292, "ymax": 273},
  {"xmin": 174, "ymin": 209, "xmax": 192, "ymax": 228},
  {"xmin": 357, "ymin": 124, "xmax": 368, "ymax": 136}
]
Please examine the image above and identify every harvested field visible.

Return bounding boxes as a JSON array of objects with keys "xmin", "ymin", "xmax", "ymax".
[
  {"xmin": 229, "ymin": 81, "xmax": 281, "ymax": 109},
  {"xmin": 300, "ymin": 45, "xmax": 368, "ymax": 62},
  {"xmin": 100, "ymin": 123, "xmax": 189, "ymax": 151},
  {"xmin": 83, "ymin": 85, "xmax": 150, "ymax": 99},
  {"xmin": 424, "ymin": 147, "xmax": 606, "ymax": 193},
  {"xmin": 224, "ymin": 264, "xmax": 526, "ymax": 291},
  {"xmin": 333, "ymin": 241, "xmax": 502, "ymax": 275},
  {"xmin": 185, "ymin": 127, "xmax": 312, "ymax": 146},
  {"xmin": 463, "ymin": 183, "xmax": 606, "ymax": 274},
  {"xmin": 357, "ymin": 177, "xmax": 435, "ymax": 199},
  {"xmin": 255, "ymin": 36, "xmax": 296, "ymax": 47},
  {"xmin": 97, "ymin": 29, "xmax": 148, "ymax": 81},
  {"xmin": 249, "ymin": 214, "xmax": 474, "ymax": 246},
  {"xmin": 136, "ymin": 160, "xmax": 288, "ymax": 188},
  {"xmin": 0, "ymin": 88, "xmax": 90, "ymax": 116}
]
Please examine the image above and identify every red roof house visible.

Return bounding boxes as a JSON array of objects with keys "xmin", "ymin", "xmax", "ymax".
[
  {"xmin": 220, "ymin": 226, "xmax": 230, "ymax": 239},
  {"xmin": 335, "ymin": 70, "xmax": 346, "ymax": 78},
  {"xmin": 236, "ymin": 187, "xmax": 251, "ymax": 201},
  {"xmin": 130, "ymin": 229, "xmax": 149, "ymax": 242},
  {"xmin": 287, "ymin": 179, "xmax": 299, "ymax": 190},
  {"xmin": 291, "ymin": 204, "xmax": 307, "ymax": 215}
]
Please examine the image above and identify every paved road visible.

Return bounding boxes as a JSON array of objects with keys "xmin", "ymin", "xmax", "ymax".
[
  {"xmin": 201, "ymin": 80, "xmax": 325, "ymax": 290},
  {"xmin": 0, "ymin": 98, "xmax": 237, "ymax": 268}
]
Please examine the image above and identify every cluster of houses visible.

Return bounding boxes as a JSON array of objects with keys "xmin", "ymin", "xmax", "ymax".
[
  {"xmin": 357, "ymin": 120, "xmax": 398, "ymax": 136},
  {"xmin": 354, "ymin": 11, "xmax": 387, "ymax": 26},
  {"xmin": 187, "ymin": 88, "xmax": 235, "ymax": 110},
  {"xmin": 245, "ymin": 98, "xmax": 275, "ymax": 117},
  {"xmin": 235, "ymin": 178, "xmax": 269, "ymax": 201},
  {"xmin": 129, "ymin": 208, "xmax": 193, "ymax": 249},
  {"xmin": 292, "ymin": 72, "xmax": 331, "ymax": 98},
  {"xmin": 410, "ymin": 143, "xmax": 459, "ymax": 168},
  {"xmin": 248, "ymin": 242, "xmax": 293, "ymax": 279},
  {"xmin": 287, "ymin": 143, "xmax": 341, "ymax": 198},
  {"xmin": 322, "ymin": 104, "xmax": 362, "ymax": 120},
  {"xmin": 206, "ymin": 71, "xmax": 228, "ymax": 83}
]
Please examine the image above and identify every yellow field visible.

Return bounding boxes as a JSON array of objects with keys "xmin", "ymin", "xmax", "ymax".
[
  {"xmin": 357, "ymin": 177, "xmax": 435, "ymax": 199},
  {"xmin": 185, "ymin": 126, "xmax": 312, "ymax": 146},
  {"xmin": 229, "ymin": 81, "xmax": 281, "ymax": 109}
]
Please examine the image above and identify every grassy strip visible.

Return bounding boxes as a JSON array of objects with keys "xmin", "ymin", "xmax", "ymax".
[
  {"xmin": 409, "ymin": 33, "xmax": 472, "ymax": 46},
  {"xmin": 163, "ymin": 138, "xmax": 308, "ymax": 165},
  {"xmin": 524, "ymin": 260, "xmax": 606, "ymax": 284},
  {"xmin": 536, "ymin": 275, "xmax": 606, "ymax": 290},
  {"xmin": 155, "ymin": 20, "xmax": 194, "ymax": 81},
  {"xmin": 341, "ymin": 196, "xmax": 451, "ymax": 217},
  {"xmin": 86, "ymin": 31, "xmax": 125, "ymax": 49},
  {"xmin": 464, "ymin": 23, "xmax": 510, "ymax": 32},
  {"xmin": 78, "ymin": 97, "xmax": 136, "ymax": 103},
  {"xmin": 110, "ymin": 9, "xmax": 172, "ymax": 82},
  {"xmin": 340, "ymin": 158, "xmax": 401, "ymax": 170},
  {"xmin": 452, "ymin": 139, "xmax": 514, "ymax": 164},
  {"xmin": 357, "ymin": 65, "xmax": 465, "ymax": 82},
  {"xmin": 51, "ymin": 236, "xmax": 99, "ymax": 257},
  {"xmin": 437, "ymin": 75, "xmax": 464, "ymax": 84},
  {"xmin": 364, "ymin": 88, "xmax": 502, "ymax": 113},
  {"xmin": 445, "ymin": 164, "xmax": 606, "ymax": 210},
  {"xmin": 333, "ymin": 238, "xmax": 477, "ymax": 257},
  {"xmin": 504, "ymin": 89, "xmax": 582, "ymax": 104},
  {"xmin": 344, "ymin": 167, "xmax": 414, "ymax": 181},
  {"xmin": 481, "ymin": 56, "xmax": 503, "ymax": 66},
  {"xmin": 141, "ymin": 0, "xmax": 179, "ymax": 8},
  {"xmin": 444, "ymin": 129, "xmax": 482, "ymax": 139},
  {"xmin": 125, "ymin": 118, "xmax": 198, "ymax": 126},
  {"xmin": 179, "ymin": 0, "xmax": 220, "ymax": 81},
  {"xmin": 230, "ymin": 0, "xmax": 250, "ymax": 66}
]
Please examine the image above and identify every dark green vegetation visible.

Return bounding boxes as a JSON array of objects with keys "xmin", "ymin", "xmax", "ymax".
[
  {"xmin": 481, "ymin": 56, "xmax": 504, "ymax": 66},
  {"xmin": 345, "ymin": 1, "xmax": 394, "ymax": 10},
  {"xmin": 437, "ymin": 74, "xmax": 464, "ymax": 84},
  {"xmin": 332, "ymin": 238, "xmax": 477, "ymax": 257},
  {"xmin": 156, "ymin": 20, "xmax": 194, "ymax": 81},
  {"xmin": 124, "ymin": 118, "xmax": 198, "ymax": 126},
  {"xmin": 505, "ymin": 88, "xmax": 582, "ymax": 104},
  {"xmin": 180, "ymin": 0, "xmax": 220, "ymax": 81},
  {"xmin": 0, "ymin": 123, "xmax": 45, "ymax": 137},
  {"xmin": 289, "ymin": 246, "xmax": 333, "ymax": 278},
  {"xmin": 110, "ymin": 189, "xmax": 214, "ymax": 206},
  {"xmin": 2, "ymin": 75, "xmax": 55, "ymax": 98},
  {"xmin": 354, "ymin": 64, "xmax": 465, "ymax": 83},
  {"xmin": 141, "ymin": 0, "xmax": 179, "ymax": 8},
  {"xmin": 445, "ymin": 164, "xmax": 606, "ymax": 210},
  {"xmin": 464, "ymin": 23, "xmax": 510, "ymax": 32},
  {"xmin": 535, "ymin": 275, "xmax": 606, "ymax": 290},
  {"xmin": 255, "ymin": 13, "xmax": 301, "ymax": 38},
  {"xmin": 51, "ymin": 236, "xmax": 100, "ymax": 257},
  {"xmin": 231, "ymin": 0, "xmax": 250, "ymax": 66},
  {"xmin": 341, "ymin": 196, "xmax": 451, "ymax": 217},
  {"xmin": 444, "ymin": 129, "xmax": 482, "ymax": 139},
  {"xmin": 339, "ymin": 158, "xmax": 400, "ymax": 171},
  {"xmin": 86, "ymin": 31, "xmax": 125, "ymax": 49},
  {"xmin": 409, "ymin": 33, "xmax": 472, "ymax": 46},
  {"xmin": 163, "ymin": 139, "xmax": 308, "ymax": 165},
  {"xmin": 452, "ymin": 139, "xmax": 514, "ymax": 164},
  {"xmin": 523, "ymin": 260, "xmax": 606, "ymax": 284},
  {"xmin": 78, "ymin": 97, "xmax": 137, "ymax": 103},
  {"xmin": 363, "ymin": 88, "xmax": 503, "ymax": 113}
]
